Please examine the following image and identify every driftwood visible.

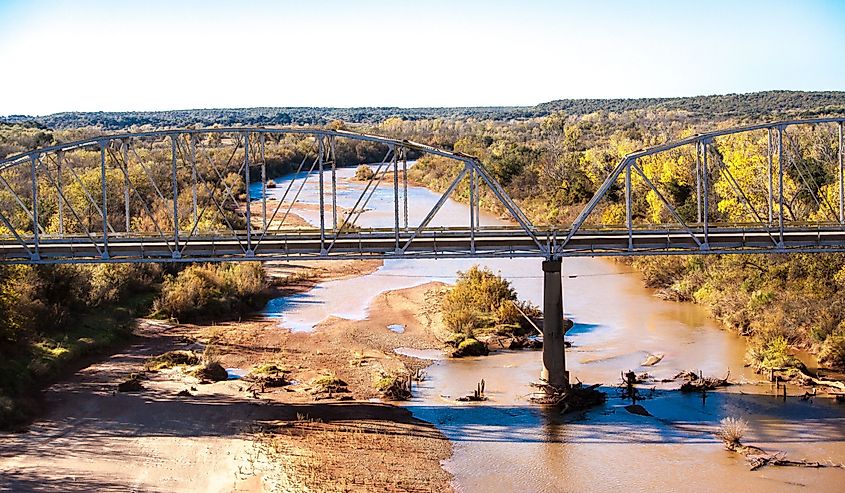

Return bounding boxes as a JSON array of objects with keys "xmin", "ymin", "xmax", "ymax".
[
  {"xmin": 679, "ymin": 370, "xmax": 731, "ymax": 392},
  {"xmin": 720, "ymin": 417, "xmax": 845, "ymax": 471},
  {"xmin": 382, "ymin": 374, "xmax": 414, "ymax": 401},
  {"xmin": 747, "ymin": 451, "xmax": 845, "ymax": 471},
  {"xmin": 530, "ymin": 382, "xmax": 606, "ymax": 414},
  {"xmin": 768, "ymin": 366, "xmax": 845, "ymax": 395},
  {"xmin": 457, "ymin": 379, "xmax": 487, "ymax": 402},
  {"xmin": 728, "ymin": 443, "xmax": 845, "ymax": 471}
]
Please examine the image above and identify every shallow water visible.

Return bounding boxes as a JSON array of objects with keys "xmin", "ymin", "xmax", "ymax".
[{"xmin": 260, "ymin": 166, "xmax": 845, "ymax": 492}]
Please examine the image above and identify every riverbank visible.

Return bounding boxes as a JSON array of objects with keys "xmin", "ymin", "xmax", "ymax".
[
  {"xmin": 0, "ymin": 265, "xmax": 455, "ymax": 492},
  {"xmin": 0, "ymin": 291, "xmax": 155, "ymax": 430}
]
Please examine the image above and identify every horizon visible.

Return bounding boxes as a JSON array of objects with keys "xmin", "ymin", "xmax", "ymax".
[
  {"xmin": 1, "ymin": 1, "xmax": 844, "ymax": 115},
  {"xmin": 4, "ymin": 89, "xmax": 845, "ymax": 118}
]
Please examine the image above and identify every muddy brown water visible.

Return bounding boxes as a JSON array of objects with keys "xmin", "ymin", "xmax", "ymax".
[{"xmin": 257, "ymin": 166, "xmax": 845, "ymax": 492}]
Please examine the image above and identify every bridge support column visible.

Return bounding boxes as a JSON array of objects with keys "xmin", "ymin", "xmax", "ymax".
[{"xmin": 541, "ymin": 259, "xmax": 569, "ymax": 389}]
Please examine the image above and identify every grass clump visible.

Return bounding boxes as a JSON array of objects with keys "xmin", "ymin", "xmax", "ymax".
[
  {"xmin": 192, "ymin": 360, "xmax": 228, "ymax": 382},
  {"xmin": 244, "ymin": 363, "xmax": 288, "ymax": 387},
  {"xmin": 311, "ymin": 372, "xmax": 348, "ymax": 392},
  {"xmin": 144, "ymin": 350, "xmax": 200, "ymax": 371},
  {"xmin": 717, "ymin": 416, "xmax": 748, "ymax": 449},
  {"xmin": 374, "ymin": 373, "xmax": 413, "ymax": 400},
  {"xmin": 353, "ymin": 164, "xmax": 375, "ymax": 181},
  {"xmin": 192, "ymin": 347, "xmax": 228, "ymax": 382}
]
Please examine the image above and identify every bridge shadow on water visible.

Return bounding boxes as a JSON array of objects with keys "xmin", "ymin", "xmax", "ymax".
[
  {"xmin": 2, "ymin": 386, "xmax": 845, "ymax": 492},
  {"xmin": 403, "ymin": 385, "xmax": 845, "ymax": 446}
]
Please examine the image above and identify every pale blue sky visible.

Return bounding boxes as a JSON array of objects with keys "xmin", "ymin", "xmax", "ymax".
[{"xmin": 0, "ymin": 0, "xmax": 843, "ymax": 115}]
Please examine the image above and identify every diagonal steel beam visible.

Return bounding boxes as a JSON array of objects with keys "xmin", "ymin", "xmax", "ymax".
[
  {"xmin": 631, "ymin": 160, "xmax": 702, "ymax": 248},
  {"xmin": 400, "ymin": 166, "xmax": 468, "ymax": 253}
]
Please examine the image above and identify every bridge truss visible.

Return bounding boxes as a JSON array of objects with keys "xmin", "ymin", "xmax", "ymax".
[{"xmin": 0, "ymin": 118, "xmax": 842, "ymax": 265}]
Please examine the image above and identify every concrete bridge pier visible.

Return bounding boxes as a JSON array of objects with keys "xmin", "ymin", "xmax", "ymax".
[{"xmin": 541, "ymin": 259, "xmax": 569, "ymax": 389}]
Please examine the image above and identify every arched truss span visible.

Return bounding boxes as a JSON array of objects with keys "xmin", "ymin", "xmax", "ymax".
[{"xmin": 0, "ymin": 128, "xmax": 540, "ymax": 263}]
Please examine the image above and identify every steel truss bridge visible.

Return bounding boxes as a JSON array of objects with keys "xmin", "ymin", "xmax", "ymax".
[{"xmin": 0, "ymin": 118, "xmax": 843, "ymax": 265}]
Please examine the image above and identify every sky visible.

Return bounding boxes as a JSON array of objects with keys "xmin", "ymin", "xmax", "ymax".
[{"xmin": 0, "ymin": 0, "xmax": 844, "ymax": 115}]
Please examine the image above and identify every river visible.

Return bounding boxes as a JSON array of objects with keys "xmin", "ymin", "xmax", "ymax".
[{"xmin": 252, "ymin": 165, "xmax": 845, "ymax": 492}]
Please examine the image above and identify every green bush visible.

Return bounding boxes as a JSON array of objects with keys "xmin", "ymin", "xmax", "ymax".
[
  {"xmin": 747, "ymin": 333, "xmax": 802, "ymax": 370},
  {"xmin": 819, "ymin": 331, "xmax": 845, "ymax": 369},
  {"xmin": 441, "ymin": 266, "xmax": 539, "ymax": 337},
  {"xmin": 153, "ymin": 262, "xmax": 267, "ymax": 322},
  {"xmin": 454, "ymin": 338, "xmax": 489, "ymax": 357}
]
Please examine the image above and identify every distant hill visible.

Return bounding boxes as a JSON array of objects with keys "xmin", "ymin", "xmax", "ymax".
[
  {"xmin": 0, "ymin": 107, "xmax": 539, "ymax": 130},
  {"xmin": 536, "ymin": 90, "xmax": 845, "ymax": 120},
  {"xmin": 3, "ymin": 91, "xmax": 843, "ymax": 129}
]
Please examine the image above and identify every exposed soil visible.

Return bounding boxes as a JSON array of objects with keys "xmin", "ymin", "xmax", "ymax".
[{"xmin": 0, "ymin": 265, "xmax": 454, "ymax": 492}]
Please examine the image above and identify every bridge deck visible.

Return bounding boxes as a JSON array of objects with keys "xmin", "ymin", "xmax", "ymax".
[{"xmin": 2, "ymin": 226, "xmax": 845, "ymax": 263}]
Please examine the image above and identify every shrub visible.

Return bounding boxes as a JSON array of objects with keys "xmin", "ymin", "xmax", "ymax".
[
  {"xmin": 454, "ymin": 338, "xmax": 489, "ymax": 357},
  {"xmin": 442, "ymin": 307, "xmax": 481, "ymax": 336},
  {"xmin": 311, "ymin": 372, "xmax": 347, "ymax": 392},
  {"xmin": 441, "ymin": 266, "xmax": 539, "ymax": 338},
  {"xmin": 819, "ymin": 331, "xmax": 845, "ymax": 369},
  {"xmin": 153, "ymin": 262, "xmax": 267, "ymax": 322},
  {"xmin": 747, "ymin": 332, "xmax": 802, "ymax": 370},
  {"xmin": 88, "ymin": 264, "xmax": 160, "ymax": 306},
  {"xmin": 717, "ymin": 416, "xmax": 748, "ymax": 448},
  {"xmin": 354, "ymin": 164, "xmax": 375, "ymax": 181}
]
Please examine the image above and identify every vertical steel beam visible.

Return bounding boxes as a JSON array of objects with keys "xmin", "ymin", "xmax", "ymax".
[
  {"xmin": 392, "ymin": 146, "xmax": 400, "ymax": 252},
  {"xmin": 243, "ymin": 132, "xmax": 252, "ymax": 255},
  {"xmin": 696, "ymin": 142, "xmax": 702, "ymax": 223},
  {"xmin": 56, "ymin": 150, "xmax": 64, "ymax": 236},
  {"xmin": 701, "ymin": 141, "xmax": 709, "ymax": 248},
  {"xmin": 100, "ymin": 142, "xmax": 109, "ymax": 259},
  {"xmin": 191, "ymin": 135, "xmax": 198, "ymax": 228},
  {"xmin": 122, "ymin": 140, "xmax": 130, "ymax": 233},
  {"xmin": 402, "ymin": 149, "xmax": 408, "ymax": 231},
  {"xmin": 171, "ymin": 135, "xmax": 180, "ymax": 256},
  {"xmin": 330, "ymin": 135, "xmax": 337, "ymax": 233},
  {"xmin": 778, "ymin": 126, "xmax": 785, "ymax": 245},
  {"xmin": 625, "ymin": 162, "xmax": 632, "ymax": 250},
  {"xmin": 261, "ymin": 132, "xmax": 267, "ymax": 232},
  {"xmin": 767, "ymin": 128, "xmax": 774, "ymax": 225},
  {"xmin": 30, "ymin": 154, "xmax": 40, "ymax": 260},
  {"xmin": 318, "ymin": 136, "xmax": 326, "ymax": 254},
  {"xmin": 839, "ymin": 121, "xmax": 844, "ymax": 225},
  {"xmin": 469, "ymin": 165, "xmax": 476, "ymax": 253}
]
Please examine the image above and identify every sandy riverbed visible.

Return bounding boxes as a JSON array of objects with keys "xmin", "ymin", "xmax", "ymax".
[{"xmin": 0, "ymin": 261, "xmax": 456, "ymax": 493}]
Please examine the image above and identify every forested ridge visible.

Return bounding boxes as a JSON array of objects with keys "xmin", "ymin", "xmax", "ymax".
[
  {"xmin": 3, "ymin": 90, "xmax": 844, "ymax": 130},
  {"xmin": 2, "ymin": 90, "xmax": 845, "ymax": 428}
]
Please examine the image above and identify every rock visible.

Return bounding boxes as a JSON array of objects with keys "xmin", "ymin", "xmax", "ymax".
[
  {"xmin": 452, "ymin": 338, "xmax": 489, "ymax": 357},
  {"xmin": 176, "ymin": 389, "xmax": 192, "ymax": 397},
  {"xmin": 624, "ymin": 404, "xmax": 652, "ymax": 417},
  {"xmin": 117, "ymin": 377, "xmax": 144, "ymax": 392},
  {"xmin": 641, "ymin": 353, "xmax": 664, "ymax": 366},
  {"xmin": 193, "ymin": 362, "xmax": 228, "ymax": 382}
]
